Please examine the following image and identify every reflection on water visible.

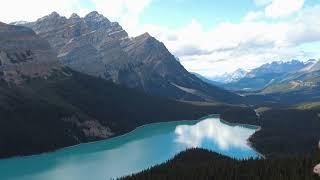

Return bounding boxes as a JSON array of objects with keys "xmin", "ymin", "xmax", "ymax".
[
  {"xmin": 175, "ymin": 118, "xmax": 257, "ymax": 150},
  {"xmin": 0, "ymin": 116, "xmax": 260, "ymax": 180}
]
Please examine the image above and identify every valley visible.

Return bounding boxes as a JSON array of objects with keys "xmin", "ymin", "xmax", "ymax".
[{"xmin": 0, "ymin": 6, "xmax": 319, "ymax": 180}]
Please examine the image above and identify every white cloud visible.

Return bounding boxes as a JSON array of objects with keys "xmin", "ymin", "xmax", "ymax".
[
  {"xmin": 141, "ymin": 5, "xmax": 320, "ymax": 77},
  {"xmin": 285, "ymin": 5, "xmax": 320, "ymax": 45},
  {"xmin": 243, "ymin": 11, "xmax": 264, "ymax": 21},
  {"xmin": 174, "ymin": 118, "xmax": 257, "ymax": 150},
  {"xmin": 91, "ymin": 0, "xmax": 152, "ymax": 36},
  {"xmin": 0, "ymin": 0, "xmax": 91, "ymax": 23},
  {"xmin": 265, "ymin": 0, "xmax": 304, "ymax": 18},
  {"xmin": 0, "ymin": 0, "xmax": 318, "ymax": 77},
  {"xmin": 0, "ymin": 0, "xmax": 151, "ymax": 36}
]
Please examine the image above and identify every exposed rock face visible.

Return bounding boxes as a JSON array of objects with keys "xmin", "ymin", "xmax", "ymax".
[
  {"xmin": 62, "ymin": 116, "xmax": 113, "ymax": 139},
  {"xmin": 20, "ymin": 12, "xmax": 241, "ymax": 103},
  {"xmin": 22, "ymin": 11, "xmax": 131, "ymax": 79},
  {"xmin": 314, "ymin": 141, "xmax": 320, "ymax": 176},
  {"xmin": 0, "ymin": 22, "xmax": 61, "ymax": 83}
]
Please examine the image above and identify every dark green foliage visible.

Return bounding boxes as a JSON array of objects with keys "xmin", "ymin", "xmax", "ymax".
[
  {"xmin": 251, "ymin": 109, "xmax": 320, "ymax": 157},
  {"xmin": 219, "ymin": 106, "xmax": 259, "ymax": 125},
  {"xmin": 122, "ymin": 108, "xmax": 320, "ymax": 180},
  {"xmin": 0, "ymin": 69, "xmax": 257, "ymax": 158},
  {"xmin": 122, "ymin": 148, "xmax": 320, "ymax": 180}
]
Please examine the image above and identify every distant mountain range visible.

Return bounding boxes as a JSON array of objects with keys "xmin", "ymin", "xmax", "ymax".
[
  {"xmin": 208, "ymin": 59, "xmax": 319, "ymax": 93},
  {"xmin": 209, "ymin": 68, "xmax": 248, "ymax": 84},
  {"xmin": 14, "ymin": 11, "xmax": 242, "ymax": 103},
  {"xmin": 262, "ymin": 60, "xmax": 320, "ymax": 94}
]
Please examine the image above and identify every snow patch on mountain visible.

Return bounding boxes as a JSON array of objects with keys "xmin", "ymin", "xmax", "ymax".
[{"xmin": 209, "ymin": 69, "xmax": 248, "ymax": 83}]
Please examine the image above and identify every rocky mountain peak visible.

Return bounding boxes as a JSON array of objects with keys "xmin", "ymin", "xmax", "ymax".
[
  {"xmin": 305, "ymin": 59, "xmax": 317, "ymax": 65},
  {"xmin": 85, "ymin": 11, "xmax": 99, "ymax": 16},
  {"xmin": 125, "ymin": 32, "xmax": 168, "ymax": 58},
  {"xmin": 209, "ymin": 68, "xmax": 248, "ymax": 83},
  {"xmin": 16, "ymin": 12, "xmax": 241, "ymax": 103},
  {"xmin": 49, "ymin": 11, "xmax": 60, "ymax": 17},
  {"xmin": 33, "ymin": 11, "xmax": 67, "ymax": 33},
  {"xmin": 69, "ymin": 13, "xmax": 80, "ymax": 20},
  {"xmin": 139, "ymin": 32, "xmax": 151, "ymax": 39},
  {"xmin": 39, "ymin": 11, "xmax": 63, "ymax": 21},
  {"xmin": 83, "ymin": 11, "xmax": 111, "ymax": 29},
  {"xmin": 84, "ymin": 11, "xmax": 110, "ymax": 23},
  {"xmin": 68, "ymin": 13, "xmax": 81, "ymax": 23},
  {"xmin": 132, "ymin": 32, "xmax": 163, "ymax": 48}
]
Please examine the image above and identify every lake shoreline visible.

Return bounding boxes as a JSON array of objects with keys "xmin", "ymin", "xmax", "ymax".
[{"xmin": 1, "ymin": 114, "xmax": 263, "ymax": 160}]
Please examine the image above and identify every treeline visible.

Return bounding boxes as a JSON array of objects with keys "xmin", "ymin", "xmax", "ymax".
[
  {"xmin": 121, "ymin": 148, "xmax": 320, "ymax": 180},
  {"xmin": 250, "ymin": 109, "xmax": 320, "ymax": 157}
]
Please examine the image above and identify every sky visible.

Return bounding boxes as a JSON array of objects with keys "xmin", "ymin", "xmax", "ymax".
[{"xmin": 0, "ymin": 0, "xmax": 320, "ymax": 77}]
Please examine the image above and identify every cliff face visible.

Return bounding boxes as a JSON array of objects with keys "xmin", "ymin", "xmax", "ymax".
[
  {"xmin": 19, "ymin": 12, "xmax": 243, "ymax": 103},
  {"xmin": 23, "ymin": 11, "xmax": 129, "ymax": 78},
  {"xmin": 0, "ymin": 22, "xmax": 61, "ymax": 83}
]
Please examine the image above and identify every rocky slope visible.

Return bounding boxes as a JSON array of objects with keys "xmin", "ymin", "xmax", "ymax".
[
  {"xmin": 19, "ymin": 12, "xmax": 242, "ymax": 103},
  {"xmin": 0, "ymin": 22, "xmax": 61, "ymax": 83},
  {"xmin": 262, "ymin": 60, "xmax": 320, "ymax": 94}
]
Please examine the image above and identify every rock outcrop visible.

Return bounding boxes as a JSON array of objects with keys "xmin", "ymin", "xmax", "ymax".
[{"xmin": 0, "ymin": 22, "xmax": 61, "ymax": 83}]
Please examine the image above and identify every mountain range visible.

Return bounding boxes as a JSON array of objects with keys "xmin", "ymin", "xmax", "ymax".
[
  {"xmin": 209, "ymin": 68, "xmax": 248, "ymax": 84},
  {"xmin": 0, "ymin": 13, "xmax": 259, "ymax": 157},
  {"xmin": 1, "ymin": 11, "xmax": 320, "ymax": 159},
  {"xmin": 15, "ymin": 11, "xmax": 241, "ymax": 103},
  {"xmin": 262, "ymin": 60, "xmax": 320, "ymax": 94},
  {"xmin": 211, "ymin": 59, "xmax": 319, "ymax": 93}
]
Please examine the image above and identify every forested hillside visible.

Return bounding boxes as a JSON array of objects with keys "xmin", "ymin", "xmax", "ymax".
[{"xmin": 122, "ymin": 148, "xmax": 320, "ymax": 180}]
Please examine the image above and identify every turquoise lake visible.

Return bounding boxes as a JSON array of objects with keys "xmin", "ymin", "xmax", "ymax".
[{"xmin": 0, "ymin": 116, "xmax": 260, "ymax": 180}]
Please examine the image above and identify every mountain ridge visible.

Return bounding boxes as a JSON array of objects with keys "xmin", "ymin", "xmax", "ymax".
[
  {"xmin": 15, "ymin": 11, "xmax": 243, "ymax": 103},
  {"xmin": 218, "ymin": 60, "xmax": 318, "ymax": 91}
]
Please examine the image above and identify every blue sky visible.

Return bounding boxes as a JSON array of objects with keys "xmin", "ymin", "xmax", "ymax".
[
  {"xmin": 1, "ymin": 0, "xmax": 320, "ymax": 76},
  {"xmin": 140, "ymin": 0, "xmax": 256, "ymax": 29}
]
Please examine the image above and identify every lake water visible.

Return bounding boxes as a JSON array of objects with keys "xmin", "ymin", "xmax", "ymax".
[{"xmin": 0, "ymin": 116, "xmax": 260, "ymax": 180}]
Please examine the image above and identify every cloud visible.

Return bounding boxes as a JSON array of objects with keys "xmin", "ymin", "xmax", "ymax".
[
  {"xmin": 142, "ymin": 5, "xmax": 320, "ymax": 76},
  {"xmin": 0, "ymin": 0, "xmax": 151, "ymax": 36},
  {"xmin": 265, "ymin": 0, "xmax": 304, "ymax": 18},
  {"xmin": 0, "ymin": 0, "xmax": 91, "ymax": 23},
  {"xmin": 174, "ymin": 118, "xmax": 257, "ymax": 150},
  {"xmin": 91, "ymin": 0, "xmax": 152, "ymax": 36},
  {"xmin": 243, "ymin": 11, "xmax": 264, "ymax": 21},
  {"xmin": 174, "ymin": 45, "xmax": 213, "ymax": 56},
  {"xmin": 285, "ymin": 5, "xmax": 320, "ymax": 45},
  {"xmin": 0, "ymin": 0, "xmax": 318, "ymax": 77}
]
